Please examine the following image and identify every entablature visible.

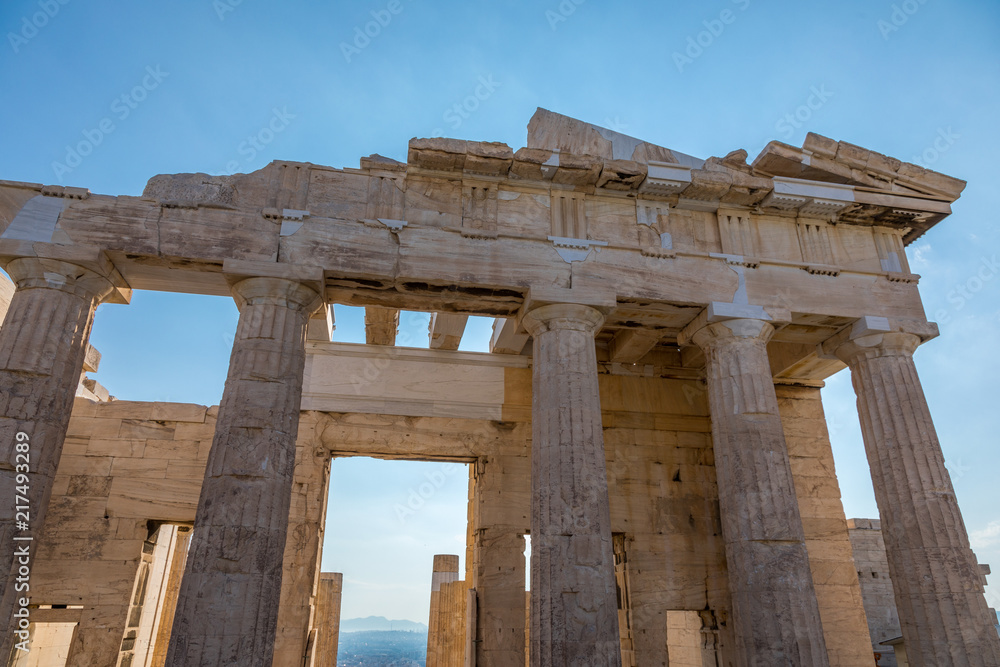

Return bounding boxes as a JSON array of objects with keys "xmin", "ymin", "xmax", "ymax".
[{"xmin": 0, "ymin": 109, "xmax": 959, "ymax": 386}]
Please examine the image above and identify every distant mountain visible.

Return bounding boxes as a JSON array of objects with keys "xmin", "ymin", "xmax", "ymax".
[{"xmin": 340, "ymin": 616, "xmax": 428, "ymax": 633}]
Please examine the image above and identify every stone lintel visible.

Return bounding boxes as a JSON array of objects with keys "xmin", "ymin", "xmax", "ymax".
[
  {"xmin": 490, "ymin": 317, "xmax": 530, "ymax": 355},
  {"xmin": 306, "ymin": 305, "xmax": 335, "ymax": 342},
  {"xmin": 608, "ymin": 328, "xmax": 663, "ymax": 364},
  {"xmin": 428, "ymin": 312, "xmax": 469, "ymax": 350}
]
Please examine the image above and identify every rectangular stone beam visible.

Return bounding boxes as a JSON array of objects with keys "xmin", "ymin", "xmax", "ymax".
[
  {"xmin": 365, "ymin": 306, "xmax": 399, "ymax": 345},
  {"xmin": 608, "ymin": 328, "xmax": 663, "ymax": 363},
  {"xmin": 428, "ymin": 312, "xmax": 468, "ymax": 350},
  {"xmin": 306, "ymin": 304, "xmax": 335, "ymax": 342},
  {"xmin": 83, "ymin": 343, "xmax": 102, "ymax": 372},
  {"xmin": 490, "ymin": 317, "xmax": 529, "ymax": 355},
  {"xmin": 303, "ymin": 342, "xmax": 529, "ymax": 421},
  {"xmin": 767, "ymin": 340, "xmax": 844, "ymax": 384}
]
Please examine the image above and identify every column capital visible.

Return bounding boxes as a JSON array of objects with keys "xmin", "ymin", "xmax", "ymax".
[
  {"xmin": 222, "ymin": 258, "xmax": 324, "ymax": 292},
  {"xmin": 4, "ymin": 256, "xmax": 126, "ymax": 304},
  {"xmin": 822, "ymin": 316, "xmax": 936, "ymax": 365},
  {"xmin": 677, "ymin": 301, "xmax": 788, "ymax": 347},
  {"xmin": 0, "ymin": 241, "xmax": 131, "ymax": 304},
  {"xmin": 832, "ymin": 331, "xmax": 921, "ymax": 365},
  {"xmin": 684, "ymin": 317, "xmax": 775, "ymax": 350},
  {"xmin": 521, "ymin": 303, "xmax": 605, "ymax": 337},
  {"xmin": 230, "ymin": 276, "xmax": 324, "ymax": 315}
]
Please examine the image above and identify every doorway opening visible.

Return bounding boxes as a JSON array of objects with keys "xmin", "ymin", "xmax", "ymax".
[{"xmin": 322, "ymin": 457, "xmax": 471, "ymax": 666}]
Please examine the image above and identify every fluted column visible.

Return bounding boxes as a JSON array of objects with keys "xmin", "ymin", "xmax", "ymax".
[
  {"xmin": 165, "ymin": 277, "xmax": 322, "ymax": 667},
  {"xmin": 834, "ymin": 326, "xmax": 1000, "ymax": 666},
  {"xmin": 0, "ymin": 257, "xmax": 120, "ymax": 650},
  {"xmin": 522, "ymin": 303, "xmax": 621, "ymax": 667},
  {"xmin": 689, "ymin": 318, "xmax": 829, "ymax": 667}
]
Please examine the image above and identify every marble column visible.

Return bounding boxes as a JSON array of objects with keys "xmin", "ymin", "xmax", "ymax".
[
  {"xmin": 522, "ymin": 303, "xmax": 621, "ymax": 667},
  {"xmin": 312, "ymin": 572, "xmax": 343, "ymax": 667},
  {"xmin": 833, "ymin": 324, "xmax": 1000, "ymax": 666},
  {"xmin": 428, "ymin": 554, "xmax": 460, "ymax": 666},
  {"xmin": 688, "ymin": 318, "xmax": 829, "ymax": 667},
  {"xmin": 0, "ymin": 257, "xmax": 121, "ymax": 652},
  {"xmin": 165, "ymin": 277, "xmax": 322, "ymax": 667}
]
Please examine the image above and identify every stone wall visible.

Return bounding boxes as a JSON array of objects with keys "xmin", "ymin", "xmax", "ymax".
[
  {"xmin": 849, "ymin": 518, "xmax": 902, "ymax": 667},
  {"xmin": 29, "ymin": 399, "xmax": 214, "ymax": 667},
  {"xmin": 24, "ymin": 398, "xmax": 329, "ymax": 667},
  {"xmin": 778, "ymin": 386, "xmax": 875, "ymax": 667}
]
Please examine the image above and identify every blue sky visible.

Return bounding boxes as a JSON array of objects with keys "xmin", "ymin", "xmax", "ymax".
[{"xmin": 2, "ymin": 0, "xmax": 998, "ymax": 624}]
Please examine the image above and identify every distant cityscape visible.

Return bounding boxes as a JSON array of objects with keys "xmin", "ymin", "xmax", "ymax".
[{"xmin": 337, "ymin": 617, "xmax": 428, "ymax": 667}]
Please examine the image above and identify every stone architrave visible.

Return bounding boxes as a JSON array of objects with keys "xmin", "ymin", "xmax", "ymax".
[
  {"xmin": 833, "ymin": 323, "xmax": 1000, "ymax": 667},
  {"xmin": 522, "ymin": 303, "xmax": 622, "ymax": 667},
  {"xmin": 165, "ymin": 276, "xmax": 322, "ymax": 667},
  {"xmin": 687, "ymin": 317, "xmax": 830, "ymax": 667}
]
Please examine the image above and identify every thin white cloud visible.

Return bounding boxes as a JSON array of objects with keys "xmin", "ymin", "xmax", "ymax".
[
  {"xmin": 970, "ymin": 521, "xmax": 1000, "ymax": 549},
  {"xmin": 909, "ymin": 242, "xmax": 932, "ymax": 269},
  {"xmin": 986, "ymin": 588, "xmax": 1000, "ymax": 608}
]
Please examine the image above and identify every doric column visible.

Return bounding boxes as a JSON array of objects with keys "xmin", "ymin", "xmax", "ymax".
[
  {"xmin": 166, "ymin": 276, "xmax": 322, "ymax": 667},
  {"xmin": 831, "ymin": 319, "xmax": 1000, "ymax": 666},
  {"xmin": 0, "ymin": 255, "xmax": 124, "ymax": 649},
  {"xmin": 686, "ymin": 317, "xmax": 829, "ymax": 667},
  {"xmin": 521, "ymin": 303, "xmax": 621, "ymax": 667}
]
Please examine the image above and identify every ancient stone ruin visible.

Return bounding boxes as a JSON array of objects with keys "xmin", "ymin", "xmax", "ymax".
[{"xmin": 0, "ymin": 108, "xmax": 998, "ymax": 666}]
